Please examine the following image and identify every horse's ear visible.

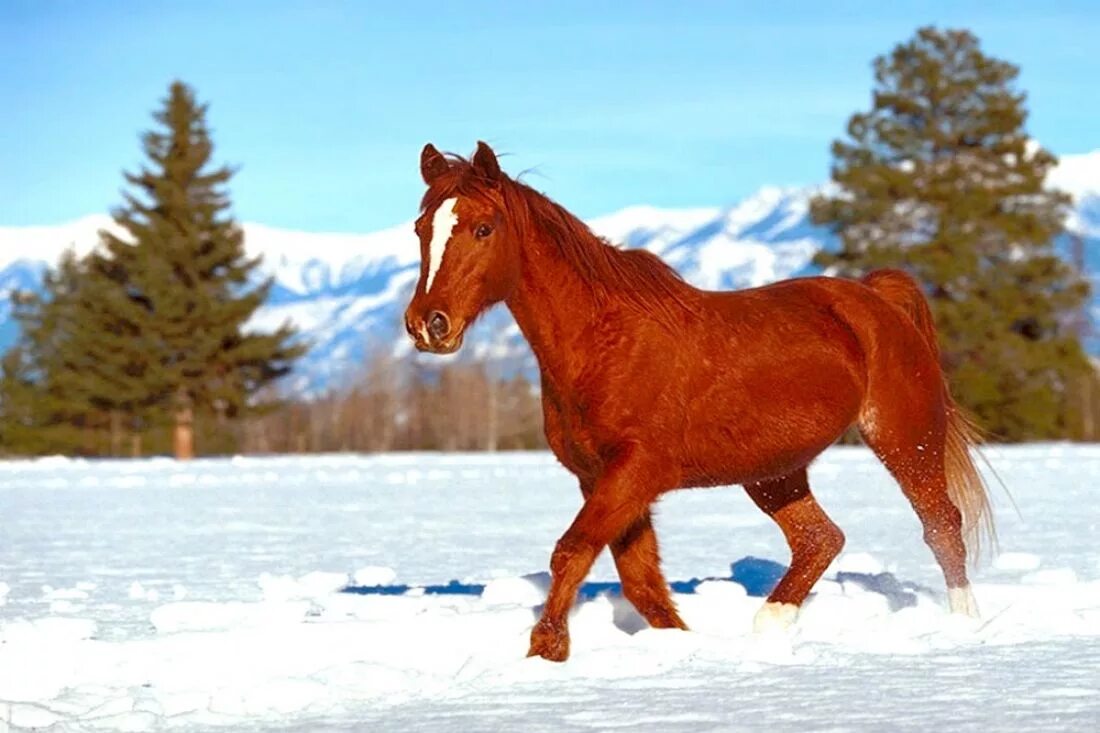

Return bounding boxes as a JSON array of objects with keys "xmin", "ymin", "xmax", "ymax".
[
  {"xmin": 472, "ymin": 141, "xmax": 502, "ymax": 181},
  {"xmin": 420, "ymin": 143, "xmax": 449, "ymax": 185}
]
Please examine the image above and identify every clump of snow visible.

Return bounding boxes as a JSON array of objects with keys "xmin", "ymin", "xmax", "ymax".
[
  {"xmin": 994, "ymin": 551, "xmax": 1042, "ymax": 572},
  {"xmin": 693, "ymin": 579, "xmax": 749, "ymax": 601},
  {"xmin": 832, "ymin": 552, "xmax": 885, "ymax": 575},
  {"xmin": 259, "ymin": 571, "xmax": 350, "ymax": 602},
  {"xmin": 7, "ymin": 702, "xmax": 62, "ymax": 729},
  {"xmin": 352, "ymin": 566, "xmax": 397, "ymax": 587},
  {"xmin": 481, "ymin": 572, "xmax": 549, "ymax": 606},
  {"xmin": 0, "ymin": 616, "xmax": 96, "ymax": 645},
  {"xmin": 127, "ymin": 581, "xmax": 158, "ymax": 602},
  {"xmin": 48, "ymin": 600, "xmax": 79, "ymax": 614},
  {"xmin": 43, "ymin": 587, "xmax": 89, "ymax": 601},
  {"xmin": 1022, "ymin": 567, "xmax": 1079, "ymax": 585}
]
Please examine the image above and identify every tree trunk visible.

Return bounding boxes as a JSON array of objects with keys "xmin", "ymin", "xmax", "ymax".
[
  {"xmin": 174, "ymin": 387, "xmax": 195, "ymax": 460},
  {"xmin": 130, "ymin": 432, "xmax": 143, "ymax": 458},
  {"xmin": 1082, "ymin": 371, "xmax": 1095, "ymax": 441},
  {"xmin": 109, "ymin": 410, "xmax": 123, "ymax": 457},
  {"xmin": 486, "ymin": 378, "xmax": 499, "ymax": 452}
]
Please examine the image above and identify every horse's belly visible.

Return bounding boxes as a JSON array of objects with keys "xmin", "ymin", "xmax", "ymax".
[
  {"xmin": 677, "ymin": 359, "xmax": 863, "ymax": 486},
  {"xmin": 678, "ymin": 433, "xmax": 839, "ymax": 487}
]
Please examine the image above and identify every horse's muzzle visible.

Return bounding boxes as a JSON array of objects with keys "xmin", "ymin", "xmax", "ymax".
[{"xmin": 404, "ymin": 309, "xmax": 465, "ymax": 354}]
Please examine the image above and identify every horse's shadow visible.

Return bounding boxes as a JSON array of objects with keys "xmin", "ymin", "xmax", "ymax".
[
  {"xmin": 341, "ymin": 556, "xmax": 938, "ymax": 635},
  {"xmin": 832, "ymin": 569, "xmax": 937, "ymax": 612},
  {"xmin": 528, "ymin": 557, "xmax": 939, "ymax": 634}
]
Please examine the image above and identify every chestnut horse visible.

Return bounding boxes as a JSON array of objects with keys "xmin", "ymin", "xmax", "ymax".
[{"xmin": 404, "ymin": 141, "xmax": 994, "ymax": 662}]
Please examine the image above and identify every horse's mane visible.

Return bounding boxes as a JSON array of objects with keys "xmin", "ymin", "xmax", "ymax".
[{"xmin": 422, "ymin": 155, "xmax": 699, "ymax": 325}]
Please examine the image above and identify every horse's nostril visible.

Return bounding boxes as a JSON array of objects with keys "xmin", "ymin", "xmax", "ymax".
[{"xmin": 428, "ymin": 311, "xmax": 450, "ymax": 340}]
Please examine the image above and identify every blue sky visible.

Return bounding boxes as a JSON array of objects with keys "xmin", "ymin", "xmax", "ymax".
[{"xmin": 2, "ymin": 1, "xmax": 1098, "ymax": 231}]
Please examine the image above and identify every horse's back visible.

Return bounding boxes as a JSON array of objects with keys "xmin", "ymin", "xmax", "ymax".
[{"xmin": 707, "ymin": 275, "xmax": 938, "ymax": 373}]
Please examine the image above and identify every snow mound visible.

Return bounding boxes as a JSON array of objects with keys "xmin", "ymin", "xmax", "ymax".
[{"xmin": 2, "ymin": 561, "xmax": 1098, "ymax": 731}]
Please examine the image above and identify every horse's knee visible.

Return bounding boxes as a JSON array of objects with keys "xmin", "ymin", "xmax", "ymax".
[{"xmin": 550, "ymin": 535, "xmax": 587, "ymax": 577}]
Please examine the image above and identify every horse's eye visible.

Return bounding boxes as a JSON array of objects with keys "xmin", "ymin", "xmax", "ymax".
[{"xmin": 475, "ymin": 224, "xmax": 493, "ymax": 239}]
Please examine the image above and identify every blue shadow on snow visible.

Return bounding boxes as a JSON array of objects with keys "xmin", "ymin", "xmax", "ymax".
[{"xmin": 340, "ymin": 555, "xmax": 788, "ymax": 600}]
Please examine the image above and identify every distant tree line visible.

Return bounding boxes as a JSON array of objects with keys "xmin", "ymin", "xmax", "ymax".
[
  {"xmin": 1, "ymin": 27, "xmax": 1098, "ymax": 457},
  {"xmin": 239, "ymin": 353, "xmax": 546, "ymax": 454}
]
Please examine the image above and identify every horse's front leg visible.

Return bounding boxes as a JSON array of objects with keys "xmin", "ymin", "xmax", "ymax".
[
  {"xmin": 574, "ymin": 479, "xmax": 686, "ymax": 631},
  {"xmin": 529, "ymin": 445, "xmax": 672, "ymax": 661},
  {"xmin": 610, "ymin": 512, "xmax": 687, "ymax": 630}
]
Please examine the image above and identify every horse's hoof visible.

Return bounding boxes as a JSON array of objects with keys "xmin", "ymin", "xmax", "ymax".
[
  {"xmin": 528, "ymin": 621, "xmax": 570, "ymax": 661},
  {"xmin": 753, "ymin": 601, "xmax": 799, "ymax": 633},
  {"xmin": 948, "ymin": 585, "xmax": 980, "ymax": 619}
]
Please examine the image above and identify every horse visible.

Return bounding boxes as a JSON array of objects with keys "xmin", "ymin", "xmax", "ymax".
[{"xmin": 403, "ymin": 141, "xmax": 994, "ymax": 662}]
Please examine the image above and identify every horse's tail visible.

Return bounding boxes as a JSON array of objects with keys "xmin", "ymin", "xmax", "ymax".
[{"xmin": 862, "ymin": 269, "xmax": 996, "ymax": 560}]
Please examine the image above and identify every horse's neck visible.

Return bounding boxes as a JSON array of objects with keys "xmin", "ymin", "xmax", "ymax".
[{"xmin": 505, "ymin": 229, "xmax": 602, "ymax": 388}]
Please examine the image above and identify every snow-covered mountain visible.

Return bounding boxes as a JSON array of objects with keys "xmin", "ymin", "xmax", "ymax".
[{"xmin": 2, "ymin": 151, "xmax": 1098, "ymax": 394}]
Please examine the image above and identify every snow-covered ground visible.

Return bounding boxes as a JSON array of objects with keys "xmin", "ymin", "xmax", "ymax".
[{"xmin": 1, "ymin": 445, "xmax": 1098, "ymax": 731}]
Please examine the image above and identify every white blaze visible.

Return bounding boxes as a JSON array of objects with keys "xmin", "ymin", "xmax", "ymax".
[{"xmin": 425, "ymin": 197, "xmax": 458, "ymax": 293}]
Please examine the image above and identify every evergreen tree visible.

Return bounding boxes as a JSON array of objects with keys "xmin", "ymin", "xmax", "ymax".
[
  {"xmin": 94, "ymin": 81, "xmax": 304, "ymax": 458},
  {"xmin": 811, "ymin": 27, "xmax": 1091, "ymax": 440},
  {"xmin": 0, "ymin": 344, "xmax": 46, "ymax": 455},
  {"xmin": 0, "ymin": 252, "xmax": 113, "ymax": 455}
]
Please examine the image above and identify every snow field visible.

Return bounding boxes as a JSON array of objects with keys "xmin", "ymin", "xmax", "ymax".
[{"xmin": 0, "ymin": 445, "xmax": 1098, "ymax": 730}]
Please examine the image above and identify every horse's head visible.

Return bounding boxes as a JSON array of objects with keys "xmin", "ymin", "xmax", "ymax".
[{"xmin": 404, "ymin": 141, "xmax": 521, "ymax": 354}]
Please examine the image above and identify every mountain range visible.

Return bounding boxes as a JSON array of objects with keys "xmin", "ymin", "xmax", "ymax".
[{"xmin": 2, "ymin": 150, "xmax": 1098, "ymax": 394}]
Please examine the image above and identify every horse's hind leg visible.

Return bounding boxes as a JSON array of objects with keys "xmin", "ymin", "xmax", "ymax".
[
  {"xmin": 743, "ymin": 467, "xmax": 845, "ymax": 631},
  {"xmin": 860, "ymin": 400, "xmax": 977, "ymax": 617},
  {"xmin": 862, "ymin": 427, "xmax": 977, "ymax": 617},
  {"xmin": 610, "ymin": 511, "xmax": 687, "ymax": 630}
]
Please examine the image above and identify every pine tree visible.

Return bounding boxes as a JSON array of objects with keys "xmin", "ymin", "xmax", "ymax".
[
  {"xmin": 811, "ymin": 27, "xmax": 1091, "ymax": 440},
  {"xmin": 94, "ymin": 81, "xmax": 304, "ymax": 458}
]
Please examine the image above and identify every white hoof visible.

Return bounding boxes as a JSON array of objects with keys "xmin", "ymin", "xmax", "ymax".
[
  {"xmin": 753, "ymin": 601, "xmax": 799, "ymax": 633},
  {"xmin": 948, "ymin": 585, "xmax": 980, "ymax": 619}
]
